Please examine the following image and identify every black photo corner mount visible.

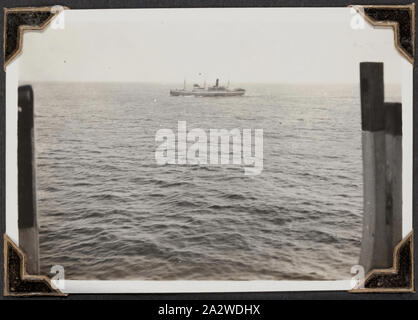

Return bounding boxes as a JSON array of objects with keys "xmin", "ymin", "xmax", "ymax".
[
  {"xmin": 3, "ymin": 235, "xmax": 65, "ymax": 297},
  {"xmin": 351, "ymin": 232, "xmax": 414, "ymax": 293},
  {"xmin": 359, "ymin": 4, "xmax": 415, "ymax": 64},
  {"xmin": 3, "ymin": 7, "xmax": 61, "ymax": 70}
]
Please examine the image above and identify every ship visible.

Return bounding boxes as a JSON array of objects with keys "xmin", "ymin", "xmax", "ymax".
[{"xmin": 170, "ymin": 79, "xmax": 245, "ymax": 97}]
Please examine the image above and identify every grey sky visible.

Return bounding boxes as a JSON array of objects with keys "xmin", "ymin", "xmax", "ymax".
[{"xmin": 18, "ymin": 8, "xmax": 403, "ymax": 84}]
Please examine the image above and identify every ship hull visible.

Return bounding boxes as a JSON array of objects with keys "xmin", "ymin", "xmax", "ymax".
[{"xmin": 170, "ymin": 90, "xmax": 245, "ymax": 97}]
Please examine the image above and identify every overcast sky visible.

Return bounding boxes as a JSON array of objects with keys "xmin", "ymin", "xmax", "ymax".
[{"xmin": 18, "ymin": 8, "xmax": 403, "ymax": 84}]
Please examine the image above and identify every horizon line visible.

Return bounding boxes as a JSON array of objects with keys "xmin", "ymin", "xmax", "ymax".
[{"xmin": 18, "ymin": 80, "xmax": 402, "ymax": 86}]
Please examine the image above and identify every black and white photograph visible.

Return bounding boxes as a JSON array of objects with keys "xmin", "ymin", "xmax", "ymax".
[{"xmin": 2, "ymin": 5, "xmax": 414, "ymax": 295}]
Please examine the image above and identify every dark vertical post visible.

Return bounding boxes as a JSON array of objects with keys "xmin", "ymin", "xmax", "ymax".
[
  {"xmin": 18, "ymin": 85, "xmax": 39, "ymax": 274},
  {"xmin": 384, "ymin": 102, "xmax": 402, "ymax": 254},
  {"xmin": 358, "ymin": 62, "xmax": 391, "ymax": 272}
]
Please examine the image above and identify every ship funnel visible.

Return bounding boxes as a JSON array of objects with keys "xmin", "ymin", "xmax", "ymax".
[{"xmin": 215, "ymin": 78, "xmax": 219, "ymax": 87}]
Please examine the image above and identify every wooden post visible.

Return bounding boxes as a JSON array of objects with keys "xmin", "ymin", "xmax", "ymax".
[
  {"xmin": 17, "ymin": 85, "xmax": 40, "ymax": 274},
  {"xmin": 358, "ymin": 62, "xmax": 389, "ymax": 272},
  {"xmin": 358, "ymin": 63, "xmax": 403, "ymax": 273},
  {"xmin": 384, "ymin": 102, "xmax": 402, "ymax": 254}
]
